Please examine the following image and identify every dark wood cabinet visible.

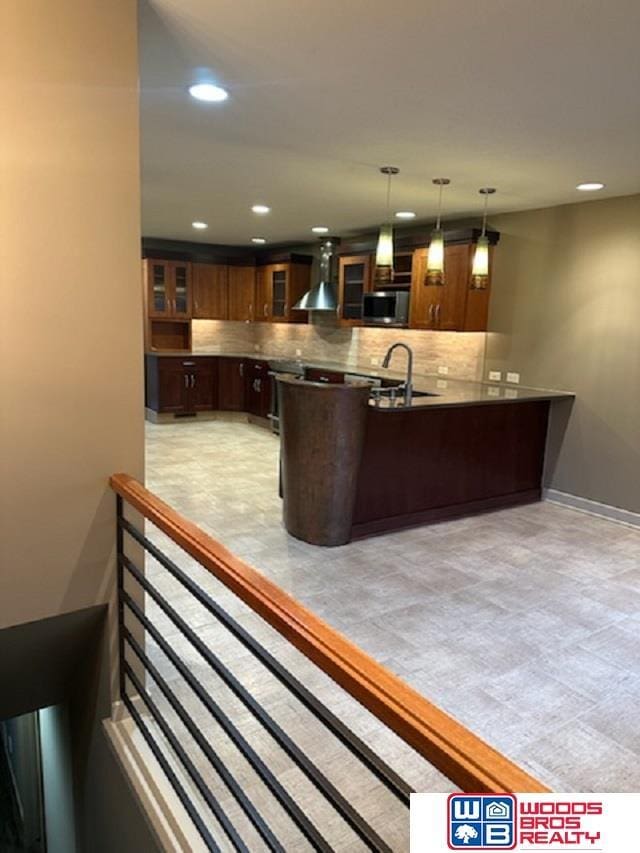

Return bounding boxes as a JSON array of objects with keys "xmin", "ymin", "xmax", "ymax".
[
  {"xmin": 304, "ymin": 367, "xmax": 345, "ymax": 384},
  {"xmin": 218, "ymin": 358, "xmax": 246, "ymax": 411},
  {"xmin": 409, "ymin": 243, "xmax": 492, "ymax": 331},
  {"xmin": 244, "ymin": 359, "xmax": 271, "ymax": 418},
  {"xmin": 192, "ymin": 264, "xmax": 228, "ymax": 320},
  {"xmin": 337, "ymin": 255, "xmax": 372, "ymax": 326},
  {"xmin": 145, "ymin": 355, "xmax": 218, "ymax": 414},
  {"xmin": 227, "ymin": 266, "xmax": 256, "ymax": 322}
]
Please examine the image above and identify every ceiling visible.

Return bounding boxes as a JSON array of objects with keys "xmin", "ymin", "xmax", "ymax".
[{"xmin": 140, "ymin": 0, "xmax": 640, "ymax": 246}]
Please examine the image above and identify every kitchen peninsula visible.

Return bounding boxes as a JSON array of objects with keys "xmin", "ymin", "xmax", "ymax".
[{"xmin": 145, "ymin": 351, "xmax": 573, "ymax": 545}]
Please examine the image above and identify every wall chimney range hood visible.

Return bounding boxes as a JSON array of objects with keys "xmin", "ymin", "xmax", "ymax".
[{"xmin": 293, "ymin": 236, "xmax": 340, "ymax": 311}]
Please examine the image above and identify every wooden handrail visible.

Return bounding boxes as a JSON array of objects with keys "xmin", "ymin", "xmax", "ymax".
[{"xmin": 110, "ymin": 472, "xmax": 549, "ymax": 794}]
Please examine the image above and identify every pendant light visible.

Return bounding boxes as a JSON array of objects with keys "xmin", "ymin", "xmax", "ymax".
[
  {"xmin": 471, "ymin": 187, "xmax": 496, "ymax": 289},
  {"xmin": 375, "ymin": 166, "xmax": 399, "ymax": 285},
  {"xmin": 426, "ymin": 178, "xmax": 450, "ymax": 286}
]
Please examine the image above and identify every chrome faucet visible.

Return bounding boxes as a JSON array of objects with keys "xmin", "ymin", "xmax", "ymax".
[{"xmin": 382, "ymin": 342, "xmax": 414, "ymax": 404}]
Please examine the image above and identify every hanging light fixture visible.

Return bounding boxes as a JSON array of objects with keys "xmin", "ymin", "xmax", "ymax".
[
  {"xmin": 426, "ymin": 178, "xmax": 450, "ymax": 286},
  {"xmin": 375, "ymin": 166, "xmax": 399, "ymax": 285},
  {"xmin": 471, "ymin": 187, "xmax": 496, "ymax": 289}
]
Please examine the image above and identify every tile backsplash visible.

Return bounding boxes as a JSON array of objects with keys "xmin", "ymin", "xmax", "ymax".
[{"xmin": 192, "ymin": 317, "xmax": 486, "ymax": 381}]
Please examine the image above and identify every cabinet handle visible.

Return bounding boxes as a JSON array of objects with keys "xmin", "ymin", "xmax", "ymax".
[
  {"xmin": 256, "ymin": 378, "xmax": 261, "ymax": 392},
  {"xmin": 249, "ymin": 303, "xmax": 253, "ymax": 321},
  {"xmin": 239, "ymin": 362, "xmax": 244, "ymax": 377},
  {"xmin": 336, "ymin": 303, "xmax": 341, "ymax": 317},
  {"xmin": 436, "ymin": 304, "xmax": 441, "ymax": 324},
  {"xmin": 428, "ymin": 304, "xmax": 434, "ymax": 323},
  {"xmin": 191, "ymin": 374, "xmax": 195, "ymax": 388},
  {"xmin": 264, "ymin": 303, "xmax": 268, "ymax": 317},
  {"xmin": 184, "ymin": 374, "xmax": 189, "ymax": 388},
  {"xmin": 183, "ymin": 361, "xmax": 195, "ymax": 366}
]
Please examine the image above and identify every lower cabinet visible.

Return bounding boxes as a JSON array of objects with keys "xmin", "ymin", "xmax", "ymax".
[
  {"xmin": 244, "ymin": 359, "xmax": 271, "ymax": 418},
  {"xmin": 145, "ymin": 355, "xmax": 218, "ymax": 414},
  {"xmin": 218, "ymin": 358, "xmax": 246, "ymax": 411}
]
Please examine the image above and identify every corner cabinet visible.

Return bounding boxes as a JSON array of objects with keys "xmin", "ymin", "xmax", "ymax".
[
  {"xmin": 255, "ymin": 263, "xmax": 310, "ymax": 323},
  {"xmin": 409, "ymin": 242, "xmax": 493, "ymax": 332},
  {"xmin": 337, "ymin": 255, "xmax": 372, "ymax": 326}
]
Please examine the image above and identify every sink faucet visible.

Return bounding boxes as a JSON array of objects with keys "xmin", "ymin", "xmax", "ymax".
[{"xmin": 382, "ymin": 342, "xmax": 413, "ymax": 404}]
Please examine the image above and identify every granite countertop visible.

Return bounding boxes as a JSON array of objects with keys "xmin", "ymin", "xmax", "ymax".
[{"xmin": 147, "ymin": 350, "xmax": 574, "ymax": 410}]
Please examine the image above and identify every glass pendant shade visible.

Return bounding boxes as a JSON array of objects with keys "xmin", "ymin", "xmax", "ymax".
[
  {"xmin": 426, "ymin": 227, "xmax": 445, "ymax": 286},
  {"xmin": 375, "ymin": 222, "xmax": 394, "ymax": 284},
  {"xmin": 471, "ymin": 235, "xmax": 490, "ymax": 289}
]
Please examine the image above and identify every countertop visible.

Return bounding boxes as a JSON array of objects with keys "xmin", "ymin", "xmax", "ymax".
[{"xmin": 147, "ymin": 350, "xmax": 574, "ymax": 410}]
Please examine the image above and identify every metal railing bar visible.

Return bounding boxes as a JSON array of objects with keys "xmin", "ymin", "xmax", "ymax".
[
  {"xmin": 124, "ymin": 628, "xmax": 285, "ymax": 853},
  {"xmin": 122, "ymin": 691, "xmax": 221, "ymax": 853},
  {"xmin": 122, "ymin": 590, "xmax": 333, "ymax": 853},
  {"xmin": 122, "ymin": 556, "xmax": 393, "ymax": 853},
  {"xmin": 125, "ymin": 664, "xmax": 248, "ymax": 853},
  {"xmin": 120, "ymin": 515, "xmax": 412, "ymax": 805}
]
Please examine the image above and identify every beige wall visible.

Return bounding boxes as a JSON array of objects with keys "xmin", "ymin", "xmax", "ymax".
[
  {"xmin": 193, "ymin": 318, "xmax": 487, "ymax": 381},
  {"xmin": 487, "ymin": 194, "xmax": 640, "ymax": 513},
  {"xmin": 0, "ymin": 2, "xmax": 144, "ymax": 627}
]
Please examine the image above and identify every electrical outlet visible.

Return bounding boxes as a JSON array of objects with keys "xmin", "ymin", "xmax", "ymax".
[
  {"xmin": 436, "ymin": 379, "xmax": 448, "ymax": 390},
  {"xmin": 371, "ymin": 357, "xmax": 379, "ymax": 366},
  {"xmin": 488, "ymin": 370, "xmax": 502, "ymax": 382},
  {"xmin": 438, "ymin": 365, "xmax": 449, "ymax": 376},
  {"xmin": 506, "ymin": 371, "xmax": 520, "ymax": 384},
  {"xmin": 295, "ymin": 349, "xmax": 302, "ymax": 357},
  {"xmin": 254, "ymin": 344, "xmax": 261, "ymax": 352},
  {"xmin": 487, "ymin": 386, "xmax": 500, "ymax": 397},
  {"xmin": 505, "ymin": 388, "xmax": 519, "ymax": 399}
]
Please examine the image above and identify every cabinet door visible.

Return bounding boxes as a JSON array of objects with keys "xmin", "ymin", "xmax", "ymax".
[
  {"xmin": 147, "ymin": 260, "xmax": 172, "ymax": 318},
  {"xmin": 228, "ymin": 266, "xmax": 256, "ymax": 321},
  {"xmin": 270, "ymin": 265, "xmax": 288, "ymax": 321},
  {"xmin": 245, "ymin": 360, "xmax": 269, "ymax": 416},
  {"xmin": 157, "ymin": 360, "xmax": 189, "ymax": 412},
  {"xmin": 437, "ymin": 244, "xmax": 471, "ymax": 331},
  {"xmin": 192, "ymin": 264, "xmax": 228, "ymax": 320},
  {"xmin": 255, "ymin": 267, "xmax": 271, "ymax": 322},
  {"xmin": 189, "ymin": 358, "xmax": 218, "ymax": 411},
  {"xmin": 463, "ymin": 245, "xmax": 493, "ymax": 332},
  {"xmin": 171, "ymin": 261, "xmax": 192, "ymax": 318},
  {"xmin": 409, "ymin": 249, "xmax": 437, "ymax": 329},
  {"xmin": 287, "ymin": 263, "xmax": 311, "ymax": 323},
  {"xmin": 338, "ymin": 256, "xmax": 372, "ymax": 326},
  {"xmin": 218, "ymin": 358, "xmax": 246, "ymax": 411}
]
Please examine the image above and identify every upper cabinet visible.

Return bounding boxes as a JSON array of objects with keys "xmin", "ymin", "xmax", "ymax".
[
  {"xmin": 145, "ymin": 259, "xmax": 192, "ymax": 319},
  {"xmin": 192, "ymin": 263, "xmax": 228, "ymax": 320},
  {"xmin": 227, "ymin": 266, "xmax": 256, "ymax": 322},
  {"xmin": 409, "ymin": 242, "xmax": 493, "ymax": 332},
  {"xmin": 255, "ymin": 262, "xmax": 311, "ymax": 323},
  {"xmin": 337, "ymin": 255, "xmax": 372, "ymax": 326}
]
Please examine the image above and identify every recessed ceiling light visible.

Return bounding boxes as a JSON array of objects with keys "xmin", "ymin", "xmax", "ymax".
[
  {"xmin": 192, "ymin": 221, "xmax": 208, "ymax": 229},
  {"xmin": 251, "ymin": 204, "xmax": 271, "ymax": 215},
  {"xmin": 311, "ymin": 226, "xmax": 329, "ymax": 234},
  {"xmin": 395, "ymin": 211, "xmax": 416, "ymax": 219},
  {"xmin": 576, "ymin": 182, "xmax": 605, "ymax": 192},
  {"xmin": 188, "ymin": 83, "xmax": 228, "ymax": 103},
  {"xmin": 251, "ymin": 237, "xmax": 266, "ymax": 244}
]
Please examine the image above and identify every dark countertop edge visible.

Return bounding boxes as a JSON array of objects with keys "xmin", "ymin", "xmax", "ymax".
[{"xmin": 146, "ymin": 350, "xmax": 575, "ymax": 408}]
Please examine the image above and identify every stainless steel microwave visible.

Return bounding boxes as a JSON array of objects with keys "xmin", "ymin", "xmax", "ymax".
[{"xmin": 362, "ymin": 290, "xmax": 409, "ymax": 327}]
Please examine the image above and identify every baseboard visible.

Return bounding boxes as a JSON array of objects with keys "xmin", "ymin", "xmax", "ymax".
[{"xmin": 544, "ymin": 489, "xmax": 640, "ymax": 529}]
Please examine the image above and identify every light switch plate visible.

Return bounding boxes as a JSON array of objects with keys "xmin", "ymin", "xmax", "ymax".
[
  {"xmin": 295, "ymin": 349, "xmax": 302, "ymax": 357},
  {"xmin": 254, "ymin": 344, "xmax": 261, "ymax": 351},
  {"xmin": 505, "ymin": 388, "xmax": 519, "ymax": 399},
  {"xmin": 436, "ymin": 379, "xmax": 448, "ymax": 389},
  {"xmin": 488, "ymin": 370, "xmax": 502, "ymax": 382},
  {"xmin": 371, "ymin": 357, "xmax": 379, "ymax": 366},
  {"xmin": 438, "ymin": 365, "xmax": 449, "ymax": 375},
  {"xmin": 506, "ymin": 371, "xmax": 520, "ymax": 384}
]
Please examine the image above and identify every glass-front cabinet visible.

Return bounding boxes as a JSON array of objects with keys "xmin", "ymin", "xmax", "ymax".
[
  {"xmin": 337, "ymin": 255, "xmax": 372, "ymax": 326},
  {"xmin": 145, "ymin": 259, "xmax": 192, "ymax": 319},
  {"xmin": 271, "ymin": 268, "xmax": 287, "ymax": 319}
]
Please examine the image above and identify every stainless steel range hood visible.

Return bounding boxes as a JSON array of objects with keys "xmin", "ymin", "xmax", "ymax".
[{"xmin": 293, "ymin": 236, "xmax": 340, "ymax": 311}]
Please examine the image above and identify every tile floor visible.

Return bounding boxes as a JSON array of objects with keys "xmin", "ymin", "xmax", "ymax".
[{"xmin": 137, "ymin": 417, "xmax": 640, "ymax": 847}]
